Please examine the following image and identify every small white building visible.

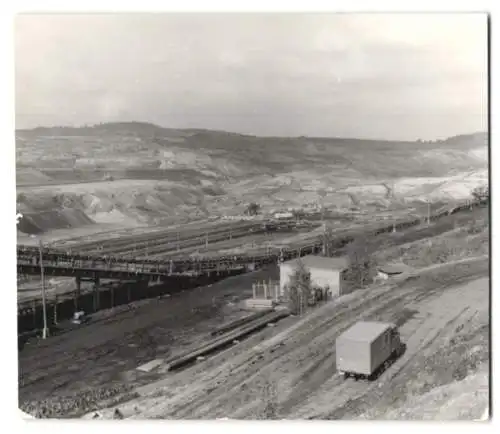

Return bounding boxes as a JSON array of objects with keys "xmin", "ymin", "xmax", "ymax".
[
  {"xmin": 273, "ymin": 211, "xmax": 294, "ymax": 220},
  {"xmin": 279, "ymin": 255, "xmax": 349, "ymax": 298}
]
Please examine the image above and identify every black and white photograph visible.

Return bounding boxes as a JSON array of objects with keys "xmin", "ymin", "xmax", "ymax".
[{"xmin": 12, "ymin": 12, "xmax": 489, "ymax": 421}]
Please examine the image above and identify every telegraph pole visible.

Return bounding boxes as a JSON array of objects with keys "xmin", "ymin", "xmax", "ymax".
[
  {"xmin": 38, "ymin": 239, "xmax": 49, "ymax": 339},
  {"xmin": 322, "ymin": 222, "xmax": 327, "ymax": 256}
]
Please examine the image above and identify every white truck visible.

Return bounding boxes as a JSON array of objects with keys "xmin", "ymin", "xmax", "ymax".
[{"xmin": 336, "ymin": 321, "xmax": 405, "ymax": 381}]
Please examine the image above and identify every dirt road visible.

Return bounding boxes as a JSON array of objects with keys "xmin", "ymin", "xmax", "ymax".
[{"xmin": 82, "ymin": 257, "xmax": 488, "ymax": 420}]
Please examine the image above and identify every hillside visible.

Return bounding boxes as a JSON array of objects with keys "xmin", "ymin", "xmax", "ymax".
[{"xmin": 15, "ymin": 123, "xmax": 488, "ymax": 234}]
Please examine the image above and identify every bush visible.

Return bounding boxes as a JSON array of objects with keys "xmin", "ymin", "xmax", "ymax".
[
  {"xmin": 466, "ymin": 219, "xmax": 489, "ymax": 234},
  {"xmin": 245, "ymin": 202, "xmax": 261, "ymax": 216}
]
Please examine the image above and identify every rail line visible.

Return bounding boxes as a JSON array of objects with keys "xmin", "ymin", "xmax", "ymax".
[
  {"xmin": 52, "ymin": 220, "xmax": 303, "ymax": 258},
  {"xmin": 92, "ymin": 227, "xmax": 267, "ymax": 258},
  {"xmin": 17, "ymin": 199, "xmax": 486, "ymax": 283},
  {"xmin": 66, "ymin": 220, "xmax": 258, "ymax": 252}
]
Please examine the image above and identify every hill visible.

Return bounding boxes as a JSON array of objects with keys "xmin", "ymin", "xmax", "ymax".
[{"xmin": 15, "ymin": 124, "xmax": 488, "ymax": 234}]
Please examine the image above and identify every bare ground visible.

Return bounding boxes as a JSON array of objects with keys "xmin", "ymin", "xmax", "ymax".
[
  {"xmin": 18, "ymin": 266, "xmax": 278, "ymax": 413},
  {"xmin": 76, "ymin": 257, "xmax": 489, "ymax": 420},
  {"xmin": 18, "ymin": 208, "xmax": 490, "ymax": 420}
]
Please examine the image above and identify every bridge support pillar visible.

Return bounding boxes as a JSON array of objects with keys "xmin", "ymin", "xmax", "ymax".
[
  {"xmin": 93, "ymin": 277, "xmax": 100, "ymax": 312},
  {"xmin": 74, "ymin": 276, "xmax": 81, "ymax": 312},
  {"xmin": 53, "ymin": 294, "xmax": 58, "ymax": 325},
  {"xmin": 32, "ymin": 299, "xmax": 36, "ymax": 330}
]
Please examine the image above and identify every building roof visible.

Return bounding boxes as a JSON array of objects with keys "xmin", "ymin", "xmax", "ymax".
[
  {"xmin": 337, "ymin": 321, "xmax": 395, "ymax": 343},
  {"xmin": 280, "ymin": 254, "xmax": 349, "ymax": 271},
  {"xmin": 377, "ymin": 263, "xmax": 412, "ymax": 275}
]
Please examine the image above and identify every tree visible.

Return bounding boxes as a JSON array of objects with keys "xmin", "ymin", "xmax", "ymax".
[
  {"xmin": 344, "ymin": 236, "xmax": 376, "ymax": 289},
  {"xmin": 245, "ymin": 202, "xmax": 261, "ymax": 216},
  {"xmin": 320, "ymin": 226, "xmax": 335, "ymax": 257},
  {"xmin": 472, "ymin": 185, "xmax": 489, "ymax": 203},
  {"xmin": 286, "ymin": 260, "xmax": 312, "ymax": 315}
]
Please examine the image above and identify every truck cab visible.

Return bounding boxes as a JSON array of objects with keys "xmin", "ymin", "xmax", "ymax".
[{"xmin": 389, "ymin": 325, "xmax": 402, "ymax": 355}]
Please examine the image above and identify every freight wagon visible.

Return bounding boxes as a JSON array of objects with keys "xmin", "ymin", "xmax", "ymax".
[{"xmin": 336, "ymin": 321, "xmax": 405, "ymax": 381}]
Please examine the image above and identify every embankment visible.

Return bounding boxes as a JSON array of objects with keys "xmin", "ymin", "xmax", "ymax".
[{"xmin": 17, "ymin": 209, "xmax": 95, "ymax": 235}]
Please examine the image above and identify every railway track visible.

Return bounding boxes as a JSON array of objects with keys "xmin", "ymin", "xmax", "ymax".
[
  {"xmin": 69, "ymin": 221, "xmax": 259, "ymax": 253},
  {"xmin": 60, "ymin": 220, "xmax": 301, "ymax": 258},
  {"xmin": 144, "ymin": 233, "xmax": 280, "ymax": 260},
  {"xmin": 91, "ymin": 226, "xmax": 264, "ymax": 258},
  {"xmin": 17, "ymin": 200, "xmax": 487, "ymax": 283}
]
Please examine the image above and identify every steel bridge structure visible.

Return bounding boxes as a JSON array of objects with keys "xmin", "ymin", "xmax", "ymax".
[{"xmin": 17, "ymin": 198, "xmax": 486, "ymax": 307}]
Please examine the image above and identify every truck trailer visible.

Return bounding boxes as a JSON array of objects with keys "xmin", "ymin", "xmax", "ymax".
[{"xmin": 336, "ymin": 321, "xmax": 405, "ymax": 381}]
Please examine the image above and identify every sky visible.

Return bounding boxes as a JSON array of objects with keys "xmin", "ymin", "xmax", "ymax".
[{"xmin": 15, "ymin": 13, "xmax": 488, "ymax": 140}]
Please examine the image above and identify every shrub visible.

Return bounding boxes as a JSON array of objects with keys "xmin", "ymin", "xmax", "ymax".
[
  {"xmin": 245, "ymin": 202, "xmax": 261, "ymax": 216},
  {"xmin": 471, "ymin": 185, "xmax": 489, "ymax": 202}
]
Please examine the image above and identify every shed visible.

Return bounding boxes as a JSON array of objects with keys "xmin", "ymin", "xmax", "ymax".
[{"xmin": 279, "ymin": 254, "xmax": 349, "ymax": 298}]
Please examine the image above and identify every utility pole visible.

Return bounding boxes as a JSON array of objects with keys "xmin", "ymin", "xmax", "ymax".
[
  {"xmin": 322, "ymin": 222, "xmax": 327, "ymax": 256},
  {"xmin": 177, "ymin": 231, "xmax": 180, "ymax": 252},
  {"xmin": 298, "ymin": 290, "xmax": 301, "ymax": 316},
  {"xmin": 38, "ymin": 239, "xmax": 49, "ymax": 339},
  {"xmin": 427, "ymin": 202, "xmax": 431, "ymax": 225},
  {"xmin": 205, "ymin": 232, "xmax": 208, "ymax": 249}
]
